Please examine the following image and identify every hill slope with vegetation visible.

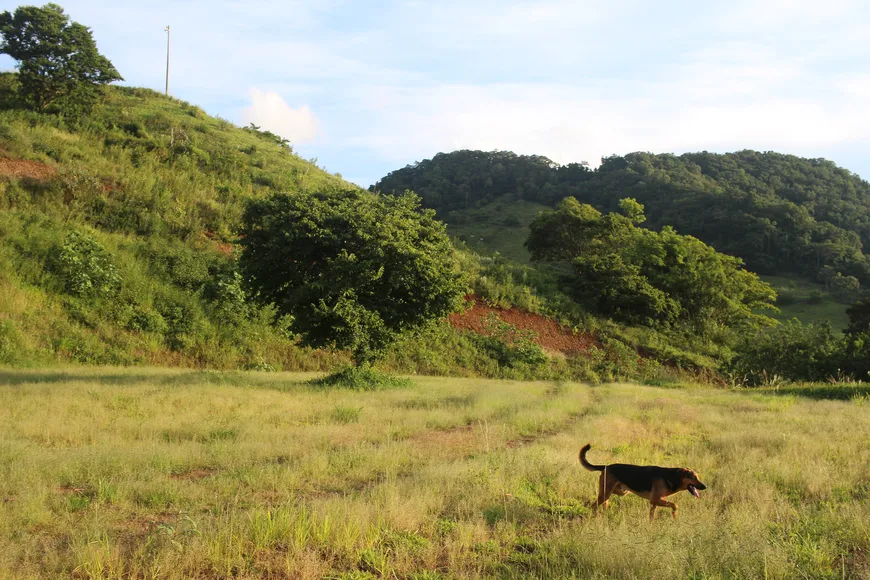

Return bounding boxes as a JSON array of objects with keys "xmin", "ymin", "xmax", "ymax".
[
  {"xmin": 0, "ymin": 74, "xmax": 708, "ymax": 383},
  {"xmin": 0, "ymin": 75, "xmax": 349, "ymax": 369}
]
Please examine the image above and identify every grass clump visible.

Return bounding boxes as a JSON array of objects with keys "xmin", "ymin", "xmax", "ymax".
[{"xmin": 309, "ymin": 365, "xmax": 413, "ymax": 391}]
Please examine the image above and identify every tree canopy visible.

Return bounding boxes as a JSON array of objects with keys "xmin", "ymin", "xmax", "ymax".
[
  {"xmin": 526, "ymin": 197, "xmax": 777, "ymax": 332},
  {"xmin": 240, "ymin": 189, "xmax": 466, "ymax": 365},
  {"xmin": 0, "ymin": 3, "xmax": 122, "ymax": 113}
]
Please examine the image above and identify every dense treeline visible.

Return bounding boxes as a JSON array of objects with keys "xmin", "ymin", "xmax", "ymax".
[{"xmin": 373, "ymin": 150, "xmax": 870, "ymax": 291}]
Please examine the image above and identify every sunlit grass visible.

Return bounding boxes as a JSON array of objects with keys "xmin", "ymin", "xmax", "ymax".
[
  {"xmin": 761, "ymin": 274, "xmax": 850, "ymax": 332},
  {"xmin": 0, "ymin": 367, "xmax": 868, "ymax": 578}
]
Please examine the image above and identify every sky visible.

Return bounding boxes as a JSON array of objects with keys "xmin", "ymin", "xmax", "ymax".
[{"xmin": 2, "ymin": 0, "xmax": 870, "ymax": 187}]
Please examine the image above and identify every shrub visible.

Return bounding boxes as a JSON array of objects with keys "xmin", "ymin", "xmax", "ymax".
[
  {"xmin": 205, "ymin": 271, "xmax": 249, "ymax": 325},
  {"xmin": 472, "ymin": 314, "xmax": 548, "ymax": 369},
  {"xmin": 142, "ymin": 240, "xmax": 218, "ymax": 291},
  {"xmin": 54, "ymin": 231, "xmax": 121, "ymax": 296},
  {"xmin": 0, "ymin": 319, "xmax": 22, "ymax": 363},
  {"xmin": 240, "ymin": 189, "xmax": 465, "ymax": 366},
  {"xmin": 775, "ymin": 290, "xmax": 797, "ymax": 306},
  {"xmin": 726, "ymin": 321, "xmax": 841, "ymax": 385},
  {"xmin": 309, "ymin": 366, "xmax": 412, "ymax": 391}
]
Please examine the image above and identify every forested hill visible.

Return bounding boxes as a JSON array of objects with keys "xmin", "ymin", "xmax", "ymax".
[{"xmin": 373, "ymin": 150, "xmax": 870, "ymax": 288}]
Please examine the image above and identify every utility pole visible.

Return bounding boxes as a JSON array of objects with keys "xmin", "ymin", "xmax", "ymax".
[{"xmin": 164, "ymin": 25, "xmax": 170, "ymax": 96}]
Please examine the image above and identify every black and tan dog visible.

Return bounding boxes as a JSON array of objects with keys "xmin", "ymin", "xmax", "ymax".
[{"xmin": 579, "ymin": 443, "xmax": 706, "ymax": 519}]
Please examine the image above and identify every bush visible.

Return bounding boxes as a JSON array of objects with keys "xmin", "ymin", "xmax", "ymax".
[
  {"xmin": 472, "ymin": 314, "xmax": 548, "ymax": 370},
  {"xmin": 142, "ymin": 240, "xmax": 219, "ymax": 291},
  {"xmin": 0, "ymin": 319, "xmax": 22, "ymax": 364},
  {"xmin": 775, "ymin": 290, "xmax": 797, "ymax": 306},
  {"xmin": 205, "ymin": 271, "xmax": 249, "ymax": 326},
  {"xmin": 54, "ymin": 231, "xmax": 121, "ymax": 296},
  {"xmin": 726, "ymin": 321, "xmax": 841, "ymax": 385},
  {"xmin": 309, "ymin": 366, "xmax": 412, "ymax": 391}
]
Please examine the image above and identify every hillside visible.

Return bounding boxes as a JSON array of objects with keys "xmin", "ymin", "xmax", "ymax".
[
  {"xmin": 374, "ymin": 150, "xmax": 870, "ymax": 298},
  {"xmin": 0, "ymin": 75, "xmax": 358, "ymax": 369},
  {"xmin": 2, "ymin": 77, "xmax": 723, "ymax": 382}
]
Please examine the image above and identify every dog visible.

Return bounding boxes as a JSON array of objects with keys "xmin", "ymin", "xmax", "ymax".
[{"xmin": 579, "ymin": 443, "xmax": 706, "ymax": 519}]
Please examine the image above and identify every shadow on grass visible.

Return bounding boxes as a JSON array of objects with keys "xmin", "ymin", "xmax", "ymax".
[
  {"xmin": 757, "ymin": 384, "xmax": 870, "ymax": 400},
  {"xmin": 0, "ymin": 368, "xmax": 309, "ymax": 391}
]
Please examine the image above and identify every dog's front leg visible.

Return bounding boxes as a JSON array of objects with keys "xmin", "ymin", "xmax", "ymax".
[{"xmin": 649, "ymin": 497, "xmax": 677, "ymax": 519}]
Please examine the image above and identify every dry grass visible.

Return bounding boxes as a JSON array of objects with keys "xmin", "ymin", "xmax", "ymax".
[{"xmin": 0, "ymin": 367, "xmax": 868, "ymax": 578}]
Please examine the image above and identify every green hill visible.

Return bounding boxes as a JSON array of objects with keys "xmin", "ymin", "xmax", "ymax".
[
  {"xmin": 5, "ymin": 74, "xmax": 852, "ymax": 384},
  {"xmin": 374, "ymin": 149, "xmax": 870, "ymax": 294},
  {"xmin": 0, "ymin": 76, "xmax": 354, "ymax": 369}
]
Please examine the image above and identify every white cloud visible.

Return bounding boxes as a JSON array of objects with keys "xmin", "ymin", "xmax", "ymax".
[
  {"xmin": 240, "ymin": 89, "xmax": 319, "ymax": 144},
  {"xmin": 343, "ymin": 73, "xmax": 870, "ymax": 171},
  {"xmin": 7, "ymin": 0, "xmax": 870, "ymax": 180}
]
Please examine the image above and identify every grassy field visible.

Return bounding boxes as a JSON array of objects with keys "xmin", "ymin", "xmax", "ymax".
[
  {"xmin": 445, "ymin": 196, "xmax": 549, "ymax": 263},
  {"xmin": 1, "ymin": 368, "xmax": 869, "ymax": 579},
  {"xmin": 760, "ymin": 275, "xmax": 850, "ymax": 332}
]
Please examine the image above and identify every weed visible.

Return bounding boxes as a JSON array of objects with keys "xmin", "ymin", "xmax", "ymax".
[{"xmin": 310, "ymin": 366, "xmax": 413, "ymax": 391}]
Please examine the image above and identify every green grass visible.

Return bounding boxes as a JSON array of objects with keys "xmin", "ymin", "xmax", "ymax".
[
  {"xmin": 1, "ymin": 366, "xmax": 868, "ymax": 578},
  {"xmin": 760, "ymin": 275, "xmax": 850, "ymax": 332},
  {"xmin": 444, "ymin": 195, "xmax": 550, "ymax": 263}
]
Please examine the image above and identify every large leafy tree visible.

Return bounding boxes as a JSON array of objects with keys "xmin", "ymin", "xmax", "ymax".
[
  {"xmin": 0, "ymin": 3, "xmax": 122, "ymax": 113},
  {"xmin": 240, "ymin": 189, "xmax": 466, "ymax": 365},
  {"xmin": 527, "ymin": 197, "xmax": 777, "ymax": 332}
]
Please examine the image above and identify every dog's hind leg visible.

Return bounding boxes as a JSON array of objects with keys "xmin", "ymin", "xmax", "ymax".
[{"xmin": 595, "ymin": 473, "xmax": 618, "ymax": 512}]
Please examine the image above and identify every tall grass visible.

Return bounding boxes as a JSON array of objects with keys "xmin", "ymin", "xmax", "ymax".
[{"xmin": 0, "ymin": 367, "xmax": 867, "ymax": 578}]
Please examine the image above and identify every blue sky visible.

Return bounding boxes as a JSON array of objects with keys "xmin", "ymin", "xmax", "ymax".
[{"xmin": 3, "ymin": 0, "xmax": 870, "ymax": 187}]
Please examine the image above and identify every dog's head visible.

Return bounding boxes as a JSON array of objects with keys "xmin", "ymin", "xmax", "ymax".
[{"xmin": 680, "ymin": 469, "xmax": 707, "ymax": 498}]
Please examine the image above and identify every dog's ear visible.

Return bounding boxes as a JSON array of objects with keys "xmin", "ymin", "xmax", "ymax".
[{"xmin": 682, "ymin": 469, "xmax": 702, "ymax": 482}]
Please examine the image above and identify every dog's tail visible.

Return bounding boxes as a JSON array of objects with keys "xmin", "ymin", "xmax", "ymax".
[{"xmin": 579, "ymin": 443, "xmax": 605, "ymax": 472}]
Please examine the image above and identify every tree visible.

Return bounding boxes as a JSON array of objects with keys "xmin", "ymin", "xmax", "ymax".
[
  {"xmin": 0, "ymin": 3, "xmax": 122, "ymax": 113},
  {"xmin": 845, "ymin": 297, "xmax": 870, "ymax": 336},
  {"xmin": 526, "ymin": 197, "xmax": 777, "ymax": 332},
  {"xmin": 240, "ymin": 189, "xmax": 466, "ymax": 366}
]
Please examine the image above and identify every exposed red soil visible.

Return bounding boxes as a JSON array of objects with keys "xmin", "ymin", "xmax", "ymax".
[
  {"xmin": 56, "ymin": 485, "xmax": 86, "ymax": 494},
  {"xmin": 0, "ymin": 157, "xmax": 56, "ymax": 181},
  {"xmin": 169, "ymin": 468, "xmax": 215, "ymax": 481},
  {"xmin": 448, "ymin": 296, "xmax": 597, "ymax": 355},
  {"xmin": 202, "ymin": 231, "xmax": 234, "ymax": 255}
]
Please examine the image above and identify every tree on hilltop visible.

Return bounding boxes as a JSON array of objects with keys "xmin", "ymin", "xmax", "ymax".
[
  {"xmin": 240, "ymin": 189, "xmax": 466, "ymax": 367},
  {"xmin": 0, "ymin": 3, "xmax": 122, "ymax": 114}
]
